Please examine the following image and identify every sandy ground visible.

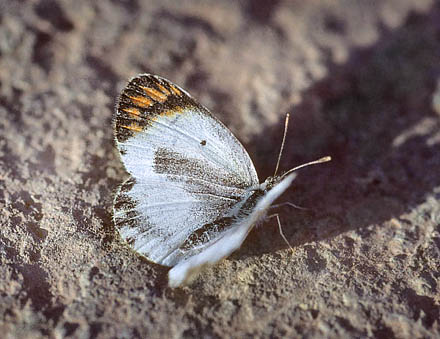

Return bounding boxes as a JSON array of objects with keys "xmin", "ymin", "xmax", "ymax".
[{"xmin": 1, "ymin": 0, "xmax": 439, "ymax": 338}]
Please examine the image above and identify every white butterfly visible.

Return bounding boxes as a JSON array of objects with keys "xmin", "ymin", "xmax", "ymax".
[{"xmin": 113, "ymin": 74, "xmax": 330, "ymax": 287}]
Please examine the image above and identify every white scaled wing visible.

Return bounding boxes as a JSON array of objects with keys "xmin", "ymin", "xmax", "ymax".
[
  {"xmin": 113, "ymin": 74, "xmax": 259, "ymax": 268},
  {"xmin": 168, "ymin": 173, "xmax": 296, "ymax": 287}
]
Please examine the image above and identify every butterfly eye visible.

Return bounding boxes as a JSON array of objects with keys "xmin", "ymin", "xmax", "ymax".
[{"xmin": 200, "ymin": 140, "xmax": 207, "ymax": 146}]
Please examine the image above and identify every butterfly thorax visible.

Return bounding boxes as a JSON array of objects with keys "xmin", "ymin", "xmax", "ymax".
[{"xmin": 234, "ymin": 175, "xmax": 281, "ymax": 219}]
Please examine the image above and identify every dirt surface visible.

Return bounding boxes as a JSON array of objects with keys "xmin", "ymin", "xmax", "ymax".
[{"xmin": 1, "ymin": 0, "xmax": 440, "ymax": 338}]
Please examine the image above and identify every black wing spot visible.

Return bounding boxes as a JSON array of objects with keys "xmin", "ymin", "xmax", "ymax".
[{"xmin": 200, "ymin": 140, "xmax": 206, "ymax": 146}]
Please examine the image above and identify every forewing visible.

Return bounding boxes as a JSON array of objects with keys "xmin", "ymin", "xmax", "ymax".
[{"xmin": 113, "ymin": 74, "xmax": 259, "ymax": 266}]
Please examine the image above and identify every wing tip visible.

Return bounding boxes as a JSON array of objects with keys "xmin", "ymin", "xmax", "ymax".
[
  {"xmin": 113, "ymin": 73, "xmax": 200, "ymax": 143},
  {"xmin": 168, "ymin": 261, "xmax": 208, "ymax": 288}
]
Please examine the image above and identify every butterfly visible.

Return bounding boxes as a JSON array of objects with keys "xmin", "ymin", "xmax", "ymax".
[{"xmin": 113, "ymin": 74, "xmax": 330, "ymax": 288}]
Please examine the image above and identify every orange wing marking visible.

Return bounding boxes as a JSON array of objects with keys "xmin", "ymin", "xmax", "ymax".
[
  {"xmin": 122, "ymin": 107, "xmax": 141, "ymax": 117},
  {"xmin": 149, "ymin": 106, "xmax": 183, "ymax": 122},
  {"xmin": 140, "ymin": 86, "xmax": 168, "ymax": 102},
  {"xmin": 156, "ymin": 83, "xmax": 171, "ymax": 95},
  {"xmin": 121, "ymin": 123, "xmax": 143, "ymax": 132},
  {"xmin": 169, "ymin": 84, "xmax": 182, "ymax": 96},
  {"xmin": 128, "ymin": 95, "xmax": 153, "ymax": 108},
  {"xmin": 161, "ymin": 106, "xmax": 183, "ymax": 117}
]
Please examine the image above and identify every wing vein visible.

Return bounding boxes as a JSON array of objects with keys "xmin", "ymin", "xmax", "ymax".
[{"xmin": 192, "ymin": 193, "xmax": 238, "ymax": 202}]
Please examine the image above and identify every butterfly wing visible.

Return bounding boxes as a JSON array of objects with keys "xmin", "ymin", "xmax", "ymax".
[
  {"xmin": 168, "ymin": 173, "xmax": 296, "ymax": 287},
  {"xmin": 113, "ymin": 74, "xmax": 259, "ymax": 266}
]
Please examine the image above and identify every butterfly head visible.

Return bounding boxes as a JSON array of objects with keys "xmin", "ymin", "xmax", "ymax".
[
  {"xmin": 259, "ymin": 156, "xmax": 332, "ymax": 195},
  {"xmin": 259, "ymin": 174, "xmax": 287, "ymax": 192}
]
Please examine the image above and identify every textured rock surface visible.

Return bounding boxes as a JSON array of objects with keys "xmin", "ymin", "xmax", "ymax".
[{"xmin": 1, "ymin": 0, "xmax": 439, "ymax": 338}]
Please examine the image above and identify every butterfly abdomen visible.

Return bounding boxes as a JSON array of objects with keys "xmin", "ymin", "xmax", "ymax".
[{"xmin": 236, "ymin": 189, "xmax": 265, "ymax": 218}]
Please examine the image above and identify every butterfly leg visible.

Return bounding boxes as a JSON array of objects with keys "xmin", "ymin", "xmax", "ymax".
[{"xmin": 267, "ymin": 213, "xmax": 294, "ymax": 253}]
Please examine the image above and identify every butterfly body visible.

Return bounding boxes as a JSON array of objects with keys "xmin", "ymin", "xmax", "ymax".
[{"xmin": 113, "ymin": 74, "xmax": 301, "ymax": 287}]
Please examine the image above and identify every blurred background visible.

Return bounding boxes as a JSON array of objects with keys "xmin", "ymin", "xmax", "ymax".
[{"xmin": 1, "ymin": 1, "xmax": 439, "ymax": 337}]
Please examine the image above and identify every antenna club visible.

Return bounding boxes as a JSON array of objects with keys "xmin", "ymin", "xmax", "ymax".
[
  {"xmin": 280, "ymin": 155, "xmax": 332, "ymax": 179},
  {"xmin": 318, "ymin": 156, "xmax": 332, "ymax": 163}
]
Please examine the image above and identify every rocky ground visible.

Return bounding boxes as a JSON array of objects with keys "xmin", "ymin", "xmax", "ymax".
[{"xmin": 1, "ymin": 0, "xmax": 439, "ymax": 338}]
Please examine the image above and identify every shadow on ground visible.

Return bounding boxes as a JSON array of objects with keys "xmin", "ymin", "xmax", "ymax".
[{"xmin": 242, "ymin": 6, "xmax": 440, "ymax": 256}]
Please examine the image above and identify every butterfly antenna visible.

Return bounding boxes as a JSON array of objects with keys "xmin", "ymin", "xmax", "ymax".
[
  {"xmin": 274, "ymin": 113, "xmax": 290, "ymax": 176},
  {"xmin": 281, "ymin": 156, "xmax": 332, "ymax": 179}
]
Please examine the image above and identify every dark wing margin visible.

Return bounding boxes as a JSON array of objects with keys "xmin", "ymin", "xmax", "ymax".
[
  {"xmin": 114, "ymin": 74, "xmax": 200, "ymax": 143},
  {"xmin": 113, "ymin": 177, "xmax": 153, "ymax": 247}
]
